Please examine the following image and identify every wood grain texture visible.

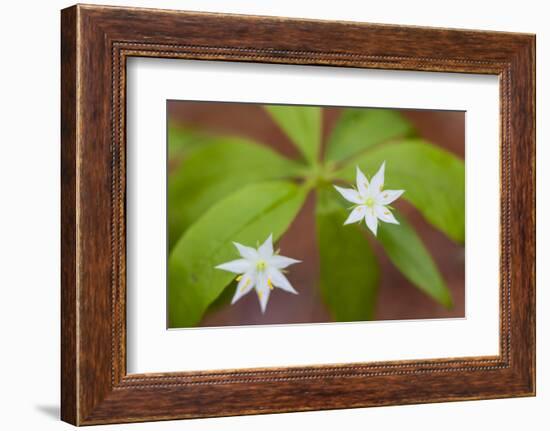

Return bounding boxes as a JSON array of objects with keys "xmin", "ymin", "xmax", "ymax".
[
  {"xmin": 60, "ymin": 6, "xmax": 78, "ymax": 425},
  {"xmin": 60, "ymin": 4, "xmax": 535, "ymax": 425}
]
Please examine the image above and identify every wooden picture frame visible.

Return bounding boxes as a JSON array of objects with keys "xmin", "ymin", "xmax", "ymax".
[{"xmin": 61, "ymin": 4, "xmax": 535, "ymax": 425}]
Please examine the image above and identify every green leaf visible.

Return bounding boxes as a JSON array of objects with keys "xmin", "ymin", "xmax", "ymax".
[
  {"xmin": 316, "ymin": 186, "xmax": 379, "ymax": 321},
  {"xmin": 335, "ymin": 139, "xmax": 465, "ymax": 243},
  {"xmin": 204, "ymin": 281, "xmax": 236, "ymax": 313},
  {"xmin": 326, "ymin": 108, "xmax": 415, "ymax": 162},
  {"xmin": 168, "ymin": 125, "xmax": 212, "ymax": 159},
  {"xmin": 264, "ymin": 105, "xmax": 321, "ymax": 165},
  {"xmin": 168, "ymin": 137, "xmax": 304, "ymax": 249},
  {"xmin": 168, "ymin": 181, "xmax": 308, "ymax": 328},
  {"xmin": 377, "ymin": 211, "xmax": 453, "ymax": 308}
]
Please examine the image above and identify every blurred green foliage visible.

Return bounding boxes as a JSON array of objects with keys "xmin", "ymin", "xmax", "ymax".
[
  {"xmin": 316, "ymin": 186, "xmax": 379, "ymax": 321},
  {"xmin": 167, "ymin": 107, "xmax": 465, "ymax": 327}
]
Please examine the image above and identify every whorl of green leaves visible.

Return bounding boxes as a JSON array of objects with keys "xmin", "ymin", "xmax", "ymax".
[{"xmin": 167, "ymin": 106, "xmax": 463, "ymax": 327}]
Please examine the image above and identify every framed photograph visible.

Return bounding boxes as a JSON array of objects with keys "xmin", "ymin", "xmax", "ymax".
[{"xmin": 61, "ymin": 4, "xmax": 535, "ymax": 425}]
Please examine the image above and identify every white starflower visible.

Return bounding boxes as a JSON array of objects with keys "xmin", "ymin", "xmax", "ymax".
[
  {"xmin": 333, "ymin": 162, "xmax": 404, "ymax": 236},
  {"xmin": 215, "ymin": 234, "xmax": 300, "ymax": 313}
]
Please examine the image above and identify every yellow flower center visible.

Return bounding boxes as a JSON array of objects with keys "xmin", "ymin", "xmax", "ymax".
[
  {"xmin": 256, "ymin": 260, "xmax": 267, "ymax": 271},
  {"xmin": 365, "ymin": 197, "xmax": 375, "ymax": 207}
]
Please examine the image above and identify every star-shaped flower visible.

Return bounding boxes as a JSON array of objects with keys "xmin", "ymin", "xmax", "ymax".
[
  {"xmin": 215, "ymin": 234, "xmax": 300, "ymax": 313},
  {"xmin": 334, "ymin": 162, "xmax": 404, "ymax": 236}
]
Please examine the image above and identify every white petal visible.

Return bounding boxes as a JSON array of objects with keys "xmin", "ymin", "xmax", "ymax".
[
  {"xmin": 255, "ymin": 272, "xmax": 271, "ymax": 313},
  {"xmin": 258, "ymin": 234, "xmax": 274, "ymax": 258},
  {"xmin": 356, "ymin": 166, "xmax": 369, "ymax": 197},
  {"xmin": 268, "ymin": 268, "xmax": 298, "ymax": 294},
  {"xmin": 368, "ymin": 161, "xmax": 386, "ymax": 196},
  {"xmin": 344, "ymin": 205, "xmax": 366, "ymax": 225},
  {"xmin": 215, "ymin": 259, "xmax": 252, "ymax": 274},
  {"xmin": 268, "ymin": 254, "xmax": 301, "ymax": 269},
  {"xmin": 377, "ymin": 189, "xmax": 404, "ymax": 205},
  {"xmin": 364, "ymin": 207, "xmax": 378, "ymax": 236},
  {"xmin": 375, "ymin": 205, "xmax": 399, "ymax": 224},
  {"xmin": 231, "ymin": 272, "xmax": 256, "ymax": 304},
  {"xmin": 333, "ymin": 185, "xmax": 362, "ymax": 204},
  {"xmin": 232, "ymin": 242, "xmax": 258, "ymax": 260}
]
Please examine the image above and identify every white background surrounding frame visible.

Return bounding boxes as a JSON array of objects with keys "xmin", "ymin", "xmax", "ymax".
[
  {"xmin": 126, "ymin": 58, "xmax": 500, "ymax": 373},
  {"xmin": 2, "ymin": 0, "xmax": 547, "ymax": 429}
]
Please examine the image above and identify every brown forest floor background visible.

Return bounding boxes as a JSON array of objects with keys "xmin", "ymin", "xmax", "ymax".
[{"xmin": 168, "ymin": 102, "xmax": 465, "ymax": 327}]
